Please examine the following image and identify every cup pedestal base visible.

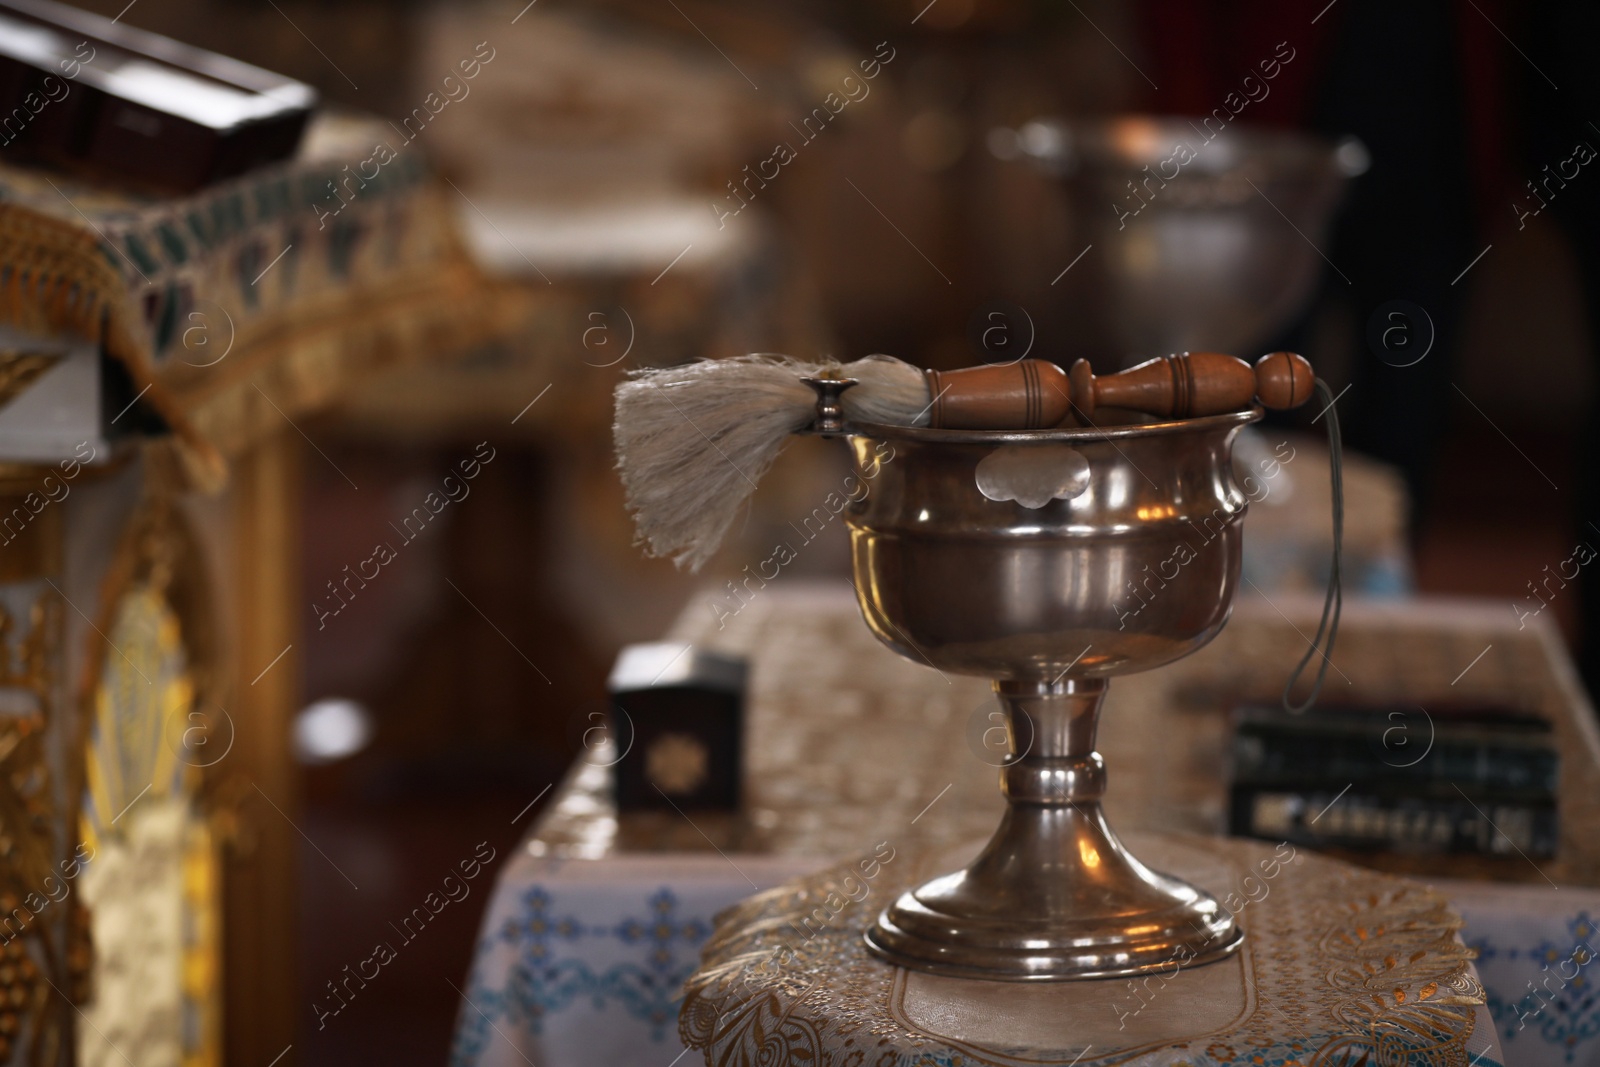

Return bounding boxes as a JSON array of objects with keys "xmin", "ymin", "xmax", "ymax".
[{"xmin": 864, "ymin": 678, "xmax": 1242, "ymax": 981}]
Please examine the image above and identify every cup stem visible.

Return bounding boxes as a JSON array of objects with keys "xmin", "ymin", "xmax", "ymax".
[
  {"xmin": 863, "ymin": 674, "xmax": 1242, "ymax": 979},
  {"xmin": 996, "ymin": 677, "xmax": 1106, "ymax": 805}
]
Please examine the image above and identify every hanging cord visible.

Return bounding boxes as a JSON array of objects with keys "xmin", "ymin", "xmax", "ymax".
[{"xmin": 1282, "ymin": 377, "xmax": 1344, "ymax": 714}]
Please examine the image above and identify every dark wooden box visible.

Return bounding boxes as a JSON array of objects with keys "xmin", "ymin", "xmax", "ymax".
[
  {"xmin": 0, "ymin": 0, "xmax": 316, "ymax": 192},
  {"xmin": 608, "ymin": 643, "xmax": 746, "ymax": 813}
]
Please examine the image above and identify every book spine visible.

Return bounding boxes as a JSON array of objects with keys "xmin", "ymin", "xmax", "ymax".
[
  {"xmin": 1232, "ymin": 733, "xmax": 1558, "ymax": 794},
  {"xmin": 1229, "ymin": 787, "xmax": 1559, "ymax": 858}
]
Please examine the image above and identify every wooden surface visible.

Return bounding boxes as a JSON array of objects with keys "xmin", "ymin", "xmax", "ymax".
[
  {"xmin": 1251, "ymin": 351, "xmax": 1315, "ymax": 410},
  {"xmin": 922, "ymin": 352, "xmax": 1316, "ymax": 429},
  {"xmin": 1080, "ymin": 351, "xmax": 1314, "ymax": 420},
  {"xmin": 925, "ymin": 361, "xmax": 1072, "ymax": 429},
  {"xmin": 217, "ymin": 431, "xmax": 303, "ymax": 1063}
]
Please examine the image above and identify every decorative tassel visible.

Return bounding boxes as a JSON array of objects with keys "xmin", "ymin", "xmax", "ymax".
[{"xmin": 613, "ymin": 354, "xmax": 927, "ymax": 571}]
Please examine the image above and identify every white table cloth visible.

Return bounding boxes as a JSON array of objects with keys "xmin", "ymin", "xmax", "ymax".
[
  {"xmin": 450, "ymin": 852, "xmax": 819, "ymax": 1067},
  {"xmin": 451, "ymin": 837, "xmax": 1539, "ymax": 1067},
  {"xmin": 1442, "ymin": 878, "xmax": 1600, "ymax": 1066},
  {"xmin": 451, "ymin": 586, "xmax": 1600, "ymax": 1066}
]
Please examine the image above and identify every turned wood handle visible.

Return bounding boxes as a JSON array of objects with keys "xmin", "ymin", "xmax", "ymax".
[
  {"xmin": 923, "ymin": 361, "xmax": 1074, "ymax": 429},
  {"xmin": 1074, "ymin": 351, "xmax": 1314, "ymax": 419},
  {"xmin": 922, "ymin": 352, "xmax": 1313, "ymax": 428}
]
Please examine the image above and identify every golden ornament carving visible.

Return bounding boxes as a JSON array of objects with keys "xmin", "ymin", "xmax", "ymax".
[
  {"xmin": 646, "ymin": 733, "xmax": 710, "ymax": 796},
  {"xmin": 0, "ymin": 587, "xmax": 74, "ymax": 1065}
]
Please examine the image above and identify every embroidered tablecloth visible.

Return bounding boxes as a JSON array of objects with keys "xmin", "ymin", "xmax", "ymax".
[
  {"xmin": 1443, "ymin": 878, "xmax": 1600, "ymax": 1066},
  {"xmin": 452, "ymin": 585, "xmax": 1600, "ymax": 1066},
  {"xmin": 450, "ymin": 842, "xmax": 1600, "ymax": 1067},
  {"xmin": 681, "ymin": 834, "xmax": 1504, "ymax": 1067},
  {"xmin": 451, "ymin": 852, "xmax": 822, "ymax": 1067}
]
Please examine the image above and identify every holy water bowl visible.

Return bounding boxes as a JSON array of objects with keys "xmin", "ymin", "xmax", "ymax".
[{"xmin": 842, "ymin": 408, "xmax": 1259, "ymax": 980}]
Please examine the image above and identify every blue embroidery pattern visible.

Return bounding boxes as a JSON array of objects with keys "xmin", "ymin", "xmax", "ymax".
[
  {"xmin": 1468, "ymin": 912, "xmax": 1600, "ymax": 1063},
  {"xmin": 451, "ymin": 886, "xmax": 709, "ymax": 1066}
]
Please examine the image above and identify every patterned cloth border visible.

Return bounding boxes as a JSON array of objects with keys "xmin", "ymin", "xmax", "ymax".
[
  {"xmin": 680, "ymin": 835, "xmax": 1504, "ymax": 1067},
  {"xmin": 0, "ymin": 114, "xmax": 521, "ymax": 482}
]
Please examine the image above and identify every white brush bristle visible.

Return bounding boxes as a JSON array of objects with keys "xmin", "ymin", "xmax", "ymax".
[
  {"xmin": 843, "ymin": 355, "xmax": 933, "ymax": 426},
  {"xmin": 613, "ymin": 353, "xmax": 929, "ymax": 571}
]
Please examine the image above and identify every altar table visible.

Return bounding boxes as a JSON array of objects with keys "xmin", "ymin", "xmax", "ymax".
[{"xmin": 453, "ymin": 584, "xmax": 1600, "ymax": 1066}]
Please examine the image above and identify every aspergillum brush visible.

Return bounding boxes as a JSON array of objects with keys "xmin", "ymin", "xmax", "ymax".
[{"xmin": 613, "ymin": 350, "xmax": 1315, "ymax": 571}]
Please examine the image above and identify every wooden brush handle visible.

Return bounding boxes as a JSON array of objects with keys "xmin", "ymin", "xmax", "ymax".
[
  {"xmin": 1073, "ymin": 351, "xmax": 1314, "ymax": 419},
  {"xmin": 922, "ymin": 352, "xmax": 1313, "ymax": 428},
  {"xmin": 923, "ymin": 361, "xmax": 1073, "ymax": 429}
]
